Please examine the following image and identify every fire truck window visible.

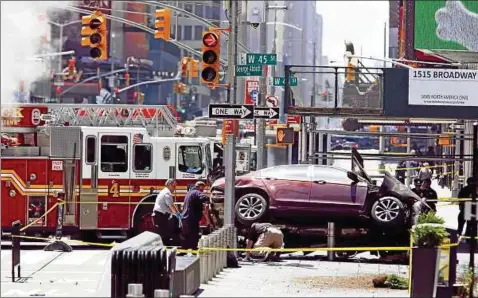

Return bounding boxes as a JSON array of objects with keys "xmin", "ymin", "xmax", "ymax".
[
  {"xmin": 86, "ymin": 136, "xmax": 96, "ymax": 164},
  {"xmin": 27, "ymin": 196, "xmax": 46, "ymax": 226},
  {"xmin": 134, "ymin": 144, "xmax": 152, "ymax": 172},
  {"xmin": 100, "ymin": 135, "xmax": 128, "ymax": 172},
  {"xmin": 178, "ymin": 145, "xmax": 204, "ymax": 174}
]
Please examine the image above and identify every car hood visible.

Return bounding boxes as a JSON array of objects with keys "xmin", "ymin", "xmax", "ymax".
[
  {"xmin": 379, "ymin": 172, "xmax": 431, "ymax": 208},
  {"xmin": 351, "ymin": 147, "xmax": 372, "ymax": 183}
]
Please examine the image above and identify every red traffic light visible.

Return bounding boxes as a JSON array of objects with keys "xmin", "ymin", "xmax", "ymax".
[
  {"xmin": 202, "ymin": 32, "xmax": 218, "ymax": 47},
  {"xmin": 90, "ymin": 18, "xmax": 102, "ymax": 30},
  {"xmin": 181, "ymin": 57, "xmax": 189, "ymax": 65}
]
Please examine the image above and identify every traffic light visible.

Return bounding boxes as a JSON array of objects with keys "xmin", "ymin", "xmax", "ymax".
[
  {"xmin": 200, "ymin": 31, "xmax": 220, "ymax": 84},
  {"xmin": 181, "ymin": 57, "xmax": 190, "ymax": 77},
  {"xmin": 190, "ymin": 59, "xmax": 199, "ymax": 78},
  {"xmin": 345, "ymin": 63, "xmax": 356, "ymax": 82},
  {"xmin": 154, "ymin": 9, "xmax": 171, "ymax": 40},
  {"xmin": 124, "ymin": 73, "xmax": 130, "ymax": 86},
  {"xmin": 81, "ymin": 11, "xmax": 108, "ymax": 60}
]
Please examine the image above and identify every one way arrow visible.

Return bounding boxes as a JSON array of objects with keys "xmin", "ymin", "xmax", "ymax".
[{"xmin": 254, "ymin": 107, "xmax": 279, "ymax": 119}]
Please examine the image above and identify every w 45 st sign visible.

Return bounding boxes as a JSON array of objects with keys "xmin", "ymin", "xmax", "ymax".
[{"xmin": 246, "ymin": 53, "xmax": 277, "ymax": 65}]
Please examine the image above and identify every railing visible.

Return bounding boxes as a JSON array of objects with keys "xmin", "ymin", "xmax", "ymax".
[{"xmin": 198, "ymin": 225, "xmax": 236, "ymax": 283}]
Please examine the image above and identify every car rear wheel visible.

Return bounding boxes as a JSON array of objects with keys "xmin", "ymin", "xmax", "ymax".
[
  {"xmin": 235, "ymin": 193, "xmax": 268, "ymax": 225},
  {"xmin": 370, "ymin": 196, "xmax": 404, "ymax": 227}
]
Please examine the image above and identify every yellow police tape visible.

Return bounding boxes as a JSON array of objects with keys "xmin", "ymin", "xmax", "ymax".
[
  {"xmin": 10, "ymin": 233, "xmax": 475, "ymax": 255},
  {"xmin": 20, "ymin": 202, "xmax": 62, "ymax": 232}
]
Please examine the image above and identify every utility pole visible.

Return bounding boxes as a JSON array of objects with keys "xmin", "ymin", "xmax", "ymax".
[
  {"xmin": 257, "ymin": 3, "xmax": 287, "ymax": 170},
  {"xmin": 311, "ymin": 42, "xmax": 316, "ymax": 107}
]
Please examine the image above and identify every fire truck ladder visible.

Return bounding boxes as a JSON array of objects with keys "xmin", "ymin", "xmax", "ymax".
[{"xmin": 3, "ymin": 103, "xmax": 178, "ymax": 133}]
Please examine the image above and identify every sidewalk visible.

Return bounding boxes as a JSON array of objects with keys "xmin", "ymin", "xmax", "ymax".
[{"xmin": 198, "ymin": 260, "xmax": 409, "ymax": 297}]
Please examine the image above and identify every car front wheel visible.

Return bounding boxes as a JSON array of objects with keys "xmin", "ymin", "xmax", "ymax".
[
  {"xmin": 370, "ymin": 196, "xmax": 405, "ymax": 227},
  {"xmin": 234, "ymin": 193, "xmax": 268, "ymax": 225}
]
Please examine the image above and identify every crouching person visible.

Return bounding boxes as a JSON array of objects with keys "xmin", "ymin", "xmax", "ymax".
[{"xmin": 244, "ymin": 223, "xmax": 284, "ymax": 262}]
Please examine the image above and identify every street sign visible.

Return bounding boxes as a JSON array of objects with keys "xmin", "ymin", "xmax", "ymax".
[
  {"xmin": 245, "ymin": 80, "xmax": 260, "ymax": 105},
  {"xmin": 246, "ymin": 53, "xmax": 277, "ymax": 66},
  {"xmin": 273, "ymin": 76, "xmax": 298, "ymax": 86},
  {"xmin": 209, "ymin": 104, "xmax": 254, "ymax": 119},
  {"xmin": 266, "ymin": 95, "xmax": 279, "ymax": 107},
  {"xmin": 235, "ymin": 65, "xmax": 263, "ymax": 77},
  {"xmin": 254, "ymin": 107, "xmax": 279, "ymax": 119}
]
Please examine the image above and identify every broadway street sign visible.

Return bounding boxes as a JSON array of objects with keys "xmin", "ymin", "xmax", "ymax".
[
  {"xmin": 254, "ymin": 107, "xmax": 279, "ymax": 119},
  {"xmin": 208, "ymin": 104, "xmax": 254, "ymax": 119}
]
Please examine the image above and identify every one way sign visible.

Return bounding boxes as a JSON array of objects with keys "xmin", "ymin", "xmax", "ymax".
[
  {"xmin": 208, "ymin": 104, "xmax": 254, "ymax": 119},
  {"xmin": 254, "ymin": 107, "xmax": 279, "ymax": 119}
]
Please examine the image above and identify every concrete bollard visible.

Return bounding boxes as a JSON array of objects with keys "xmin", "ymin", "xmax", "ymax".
[
  {"xmin": 233, "ymin": 226, "xmax": 238, "ymax": 257},
  {"xmin": 126, "ymin": 284, "xmax": 145, "ymax": 298},
  {"xmin": 211, "ymin": 232, "xmax": 218, "ymax": 277},
  {"xmin": 179, "ymin": 296, "xmax": 195, "ymax": 298},
  {"xmin": 220, "ymin": 228, "xmax": 226, "ymax": 270},
  {"xmin": 206, "ymin": 236, "xmax": 213, "ymax": 281},
  {"xmin": 153, "ymin": 289, "xmax": 169, "ymax": 297},
  {"xmin": 198, "ymin": 236, "xmax": 206, "ymax": 284}
]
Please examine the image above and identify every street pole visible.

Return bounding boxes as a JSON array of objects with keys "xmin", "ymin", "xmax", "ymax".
[
  {"xmin": 58, "ymin": 25, "xmax": 64, "ymax": 73},
  {"xmin": 469, "ymin": 122, "xmax": 477, "ymax": 298},
  {"xmin": 256, "ymin": 2, "xmax": 268, "ymax": 170},
  {"xmin": 226, "ymin": 0, "xmax": 234, "ymax": 104},
  {"xmin": 311, "ymin": 42, "xmax": 316, "ymax": 107}
]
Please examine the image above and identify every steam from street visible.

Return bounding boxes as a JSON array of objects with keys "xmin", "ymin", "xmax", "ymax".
[{"xmin": 0, "ymin": 1, "xmax": 69, "ymax": 104}]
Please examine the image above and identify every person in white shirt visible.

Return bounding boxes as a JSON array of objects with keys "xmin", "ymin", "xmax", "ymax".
[{"xmin": 152, "ymin": 179, "xmax": 182, "ymax": 245}]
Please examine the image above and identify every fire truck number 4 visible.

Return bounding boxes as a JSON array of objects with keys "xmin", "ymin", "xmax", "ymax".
[{"xmin": 109, "ymin": 181, "xmax": 120, "ymax": 198}]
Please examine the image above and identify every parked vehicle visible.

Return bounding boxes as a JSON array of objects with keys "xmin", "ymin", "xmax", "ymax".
[{"xmin": 211, "ymin": 148, "xmax": 424, "ymax": 228}]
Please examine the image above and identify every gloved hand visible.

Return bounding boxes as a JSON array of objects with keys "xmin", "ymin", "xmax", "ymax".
[{"xmin": 175, "ymin": 212, "xmax": 183, "ymax": 220}]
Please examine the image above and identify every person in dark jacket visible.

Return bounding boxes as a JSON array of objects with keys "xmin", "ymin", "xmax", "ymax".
[
  {"xmin": 458, "ymin": 177, "xmax": 475, "ymax": 235},
  {"xmin": 395, "ymin": 161, "xmax": 406, "ymax": 184},
  {"xmin": 415, "ymin": 178, "xmax": 438, "ymax": 213},
  {"xmin": 181, "ymin": 181, "xmax": 210, "ymax": 250}
]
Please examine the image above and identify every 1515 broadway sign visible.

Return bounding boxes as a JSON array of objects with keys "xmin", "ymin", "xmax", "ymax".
[{"xmin": 408, "ymin": 68, "xmax": 478, "ymax": 107}]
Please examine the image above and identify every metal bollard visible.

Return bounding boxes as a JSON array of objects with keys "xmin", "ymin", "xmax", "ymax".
[
  {"xmin": 153, "ymin": 289, "xmax": 169, "ymax": 298},
  {"xmin": 327, "ymin": 222, "xmax": 335, "ymax": 261},
  {"xmin": 126, "ymin": 284, "xmax": 145, "ymax": 298}
]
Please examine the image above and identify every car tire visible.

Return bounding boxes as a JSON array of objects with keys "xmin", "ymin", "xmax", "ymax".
[
  {"xmin": 234, "ymin": 193, "xmax": 269, "ymax": 225},
  {"xmin": 370, "ymin": 196, "xmax": 405, "ymax": 227}
]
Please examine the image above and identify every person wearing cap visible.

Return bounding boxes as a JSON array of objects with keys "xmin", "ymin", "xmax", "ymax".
[
  {"xmin": 153, "ymin": 179, "xmax": 182, "ymax": 245},
  {"xmin": 181, "ymin": 181, "xmax": 211, "ymax": 250}
]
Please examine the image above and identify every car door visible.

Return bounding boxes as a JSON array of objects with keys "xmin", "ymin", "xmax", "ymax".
[
  {"xmin": 261, "ymin": 165, "xmax": 312, "ymax": 213},
  {"xmin": 309, "ymin": 166, "xmax": 368, "ymax": 216}
]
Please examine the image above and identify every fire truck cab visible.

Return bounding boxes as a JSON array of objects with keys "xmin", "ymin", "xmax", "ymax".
[{"xmin": 1, "ymin": 104, "xmax": 216, "ymax": 240}]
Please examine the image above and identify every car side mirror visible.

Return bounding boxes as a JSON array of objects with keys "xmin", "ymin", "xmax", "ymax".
[{"xmin": 347, "ymin": 171, "xmax": 359, "ymax": 183}]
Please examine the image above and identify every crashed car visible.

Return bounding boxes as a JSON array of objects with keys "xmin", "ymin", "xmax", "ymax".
[{"xmin": 211, "ymin": 148, "xmax": 426, "ymax": 227}]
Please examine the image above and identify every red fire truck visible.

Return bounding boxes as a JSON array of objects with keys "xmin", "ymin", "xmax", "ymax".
[{"xmin": 1, "ymin": 104, "xmax": 217, "ymax": 240}]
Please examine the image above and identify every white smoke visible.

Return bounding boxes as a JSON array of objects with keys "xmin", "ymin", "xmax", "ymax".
[{"xmin": 1, "ymin": 1, "xmax": 72, "ymax": 104}]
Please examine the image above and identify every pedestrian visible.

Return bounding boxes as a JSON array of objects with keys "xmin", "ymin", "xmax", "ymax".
[
  {"xmin": 152, "ymin": 179, "xmax": 182, "ymax": 246},
  {"xmin": 181, "ymin": 181, "xmax": 211, "ymax": 250},
  {"xmin": 244, "ymin": 223, "xmax": 284, "ymax": 262},
  {"xmin": 395, "ymin": 161, "xmax": 406, "ymax": 184},
  {"xmin": 458, "ymin": 177, "xmax": 475, "ymax": 236},
  {"xmin": 411, "ymin": 178, "xmax": 438, "ymax": 225},
  {"xmin": 418, "ymin": 162, "xmax": 433, "ymax": 181},
  {"xmin": 426, "ymin": 146, "xmax": 436, "ymax": 174}
]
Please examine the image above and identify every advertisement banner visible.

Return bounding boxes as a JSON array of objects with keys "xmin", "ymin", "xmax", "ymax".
[
  {"xmin": 245, "ymin": 80, "xmax": 260, "ymax": 105},
  {"xmin": 414, "ymin": 1, "xmax": 478, "ymax": 51},
  {"xmin": 408, "ymin": 68, "xmax": 478, "ymax": 106}
]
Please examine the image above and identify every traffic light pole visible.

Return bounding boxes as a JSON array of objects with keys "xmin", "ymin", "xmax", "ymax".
[{"xmin": 256, "ymin": 4, "xmax": 269, "ymax": 171}]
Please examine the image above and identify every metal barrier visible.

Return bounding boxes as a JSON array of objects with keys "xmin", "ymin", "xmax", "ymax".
[
  {"xmin": 198, "ymin": 225, "xmax": 236, "ymax": 283},
  {"xmin": 11, "ymin": 220, "xmax": 21, "ymax": 282}
]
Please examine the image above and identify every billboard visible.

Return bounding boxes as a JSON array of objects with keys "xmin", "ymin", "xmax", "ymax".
[
  {"xmin": 408, "ymin": 68, "xmax": 478, "ymax": 106},
  {"xmin": 414, "ymin": 1, "xmax": 478, "ymax": 51}
]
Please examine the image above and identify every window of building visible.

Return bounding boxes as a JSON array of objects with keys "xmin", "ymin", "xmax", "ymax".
[
  {"xmin": 133, "ymin": 144, "xmax": 152, "ymax": 172},
  {"xmin": 85, "ymin": 135, "xmax": 96, "ymax": 164},
  {"xmin": 178, "ymin": 145, "xmax": 204, "ymax": 174},
  {"xmin": 205, "ymin": 5, "xmax": 212, "ymax": 18},
  {"xmin": 211, "ymin": 6, "xmax": 220, "ymax": 20},
  {"xmin": 184, "ymin": 25, "xmax": 192, "ymax": 40},
  {"xmin": 100, "ymin": 135, "xmax": 128, "ymax": 173},
  {"xmin": 194, "ymin": 4, "xmax": 203, "ymax": 17},
  {"xmin": 194, "ymin": 25, "xmax": 203, "ymax": 40}
]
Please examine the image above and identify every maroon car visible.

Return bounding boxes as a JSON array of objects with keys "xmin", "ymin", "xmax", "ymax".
[{"xmin": 210, "ymin": 148, "xmax": 423, "ymax": 227}]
